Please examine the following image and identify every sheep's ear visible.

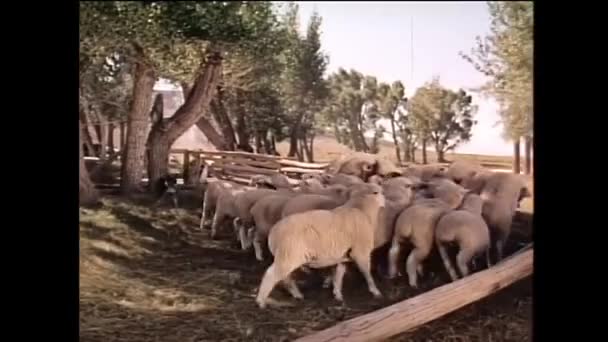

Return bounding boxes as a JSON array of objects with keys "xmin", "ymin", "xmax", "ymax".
[{"xmin": 362, "ymin": 162, "xmax": 374, "ymax": 172}]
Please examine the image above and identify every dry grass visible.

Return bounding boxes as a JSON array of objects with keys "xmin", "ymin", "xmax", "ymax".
[
  {"xmin": 276, "ymin": 135, "xmax": 517, "ymax": 169},
  {"xmin": 80, "ymin": 195, "xmax": 532, "ymax": 342}
]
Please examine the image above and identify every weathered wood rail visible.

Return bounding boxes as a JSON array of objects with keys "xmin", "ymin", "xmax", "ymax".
[
  {"xmin": 169, "ymin": 149, "xmax": 329, "ymax": 183},
  {"xmin": 293, "ymin": 245, "xmax": 533, "ymax": 342}
]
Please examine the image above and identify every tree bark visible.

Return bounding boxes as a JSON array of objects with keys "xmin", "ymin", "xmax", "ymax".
[
  {"xmin": 390, "ymin": 118, "xmax": 401, "ymax": 163},
  {"xmin": 120, "ymin": 46, "xmax": 156, "ymax": 194},
  {"xmin": 119, "ymin": 122, "xmax": 126, "ymax": 152},
  {"xmin": 421, "ymin": 137, "xmax": 428, "ymax": 164},
  {"xmin": 307, "ymin": 132, "xmax": 315, "ymax": 162},
  {"xmin": 99, "ymin": 121, "xmax": 108, "ymax": 161},
  {"xmin": 435, "ymin": 146, "xmax": 446, "ymax": 163},
  {"xmin": 234, "ymin": 89, "xmax": 253, "ymax": 152},
  {"xmin": 146, "ymin": 51, "xmax": 223, "ymax": 190},
  {"xmin": 80, "ymin": 125, "xmax": 99, "ymax": 207},
  {"xmin": 524, "ymin": 135, "xmax": 532, "ymax": 175},
  {"xmin": 210, "ymin": 85, "xmax": 236, "ymax": 150},
  {"xmin": 254, "ymin": 132, "xmax": 263, "ymax": 153},
  {"xmin": 513, "ymin": 138, "xmax": 521, "ymax": 174},
  {"xmin": 108, "ymin": 122, "xmax": 115, "ymax": 157},
  {"xmin": 184, "ymin": 81, "xmax": 229, "ymax": 151}
]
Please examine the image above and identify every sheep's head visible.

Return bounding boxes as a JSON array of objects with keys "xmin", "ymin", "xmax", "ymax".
[
  {"xmin": 299, "ymin": 178, "xmax": 324, "ymax": 192},
  {"xmin": 349, "ymin": 183, "xmax": 385, "ymax": 208},
  {"xmin": 427, "ymin": 178, "xmax": 468, "ymax": 210},
  {"xmin": 326, "ymin": 184, "xmax": 349, "ymax": 202},
  {"xmin": 517, "ymin": 185, "xmax": 532, "ymax": 207}
]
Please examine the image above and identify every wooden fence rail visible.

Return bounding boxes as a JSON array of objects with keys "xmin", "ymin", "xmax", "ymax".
[{"xmin": 294, "ymin": 245, "xmax": 533, "ymax": 342}]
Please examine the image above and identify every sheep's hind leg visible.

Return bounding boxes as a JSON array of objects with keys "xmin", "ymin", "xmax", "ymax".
[
  {"xmin": 253, "ymin": 233, "xmax": 265, "ymax": 261},
  {"xmin": 437, "ymin": 242, "xmax": 459, "ymax": 281},
  {"xmin": 406, "ymin": 247, "xmax": 430, "ymax": 289},
  {"xmin": 256, "ymin": 262, "xmax": 298, "ymax": 309},
  {"xmin": 456, "ymin": 249, "xmax": 473, "ymax": 278},
  {"xmin": 332, "ymin": 263, "xmax": 347, "ymax": 301},
  {"xmin": 282, "ymin": 275, "xmax": 304, "ymax": 300},
  {"xmin": 351, "ymin": 251, "xmax": 382, "ymax": 298},
  {"xmin": 387, "ymin": 239, "xmax": 401, "ymax": 279}
]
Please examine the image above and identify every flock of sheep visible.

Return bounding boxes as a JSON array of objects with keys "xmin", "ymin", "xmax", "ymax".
[{"xmin": 195, "ymin": 153, "xmax": 531, "ymax": 309}]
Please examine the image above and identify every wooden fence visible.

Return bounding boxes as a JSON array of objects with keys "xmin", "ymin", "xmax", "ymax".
[{"xmin": 170, "ymin": 149, "xmax": 330, "ymax": 185}]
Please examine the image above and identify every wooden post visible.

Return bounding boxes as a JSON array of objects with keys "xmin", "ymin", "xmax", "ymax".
[
  {"xmin": 183, "ymin": 150, "xmax": 191, "ymax": 179},
  {"xmin": 294, "ymin": 247, "xmax": 533, "ymax": 342}
]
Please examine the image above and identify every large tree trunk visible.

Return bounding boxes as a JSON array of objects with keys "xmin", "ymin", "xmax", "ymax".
[
  {"xmin": 513, "ymin": 138, "xmax": 521, "ymax": 174},
  {"xmin": 524, "ymin": 135, "xmax": 532, "ymax": 175},
  {"xmin": 119, "ymin": 122, "xmax": 126, "ymax": 152},
  {"xmin": 108, "ymin": 122, "xmax": 115, "ymax": 157},
  {"xmin": 435, "ymin": 146, "xmax": 446, "ymax": 163},
  {"xmin": 390, "ymin": 118, "xmax": 401, "ymax": 163},
  {"xmin": 80, "ymin": 126, "xmax": 99, "ymax": 207},
  {"xmin": 421, "ymin": 137, "xmax": 428, "ymax": 164},
  {"xmin": 79, "ymin": 109, "xmax": 96, "ymax": 157},
  {"xmin": 254, "ymin": 132, "xmax": 263, "ymax": 153},
  {"xmin": 233, "ymin": 89, "xmax": 253, "ymax": 152},
  {"xmin": 184, "ymin": 82, "xmax": 229, "ymax": 151},
  {"xmin": 120, "ymin": 46, "xmax": 156, "ymax": 194},
  {"xmin": 307, "ymin": 132, "xmax": 315, "ymax": 162},
  {"xmin": 209, "ymin": 85, "xmax": 236, "ymax": 150},
  {"xmin": 333, "ymin": 124, "xmax": 342, "ymax": 144},
  {"xmin": 147, "ymin": 51, "xmax": 223, "ymax": 190}
]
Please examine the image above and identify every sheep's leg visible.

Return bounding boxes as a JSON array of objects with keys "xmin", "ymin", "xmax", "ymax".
[
  {"xmin": 199, "ymin": 197, "xmax": 208, "ymax": 231},
  {"xmin": 322, "ymin": 273, "xmax": 333, "ymax": 288},
  {"xmin": 253, "ymin": 233, "xmax": 265, "ymax": 261},
  {"xmin": 406, "ymin": 247, "xmax": 429, "ymax": 289},
  {"xmin": 485, "ymin": 247, "xmax": 493, "ymax": 269},
  {"xmin": 256, "ymin": 262, "xmax": 298, "ymax": 309},
  {"xmin": 387, "ymin": 239, "xmax": 401, "ymax": 279},
  {"xmin": 232, "ymin": 217, "xmax": 241, "ymax": 241},
  {"xmin": 245, "ymin": 227, "xmax": 255, "ymax": 249},
  {"xmin": 417, "ymin": 263, "xmax": 424, "ymax": 277},
  {"xmin": 496, "ymin": 239, "xmax": 505, "ymax": 262},
  {"xmin": 282, "ymin": 275, "xmax": 304, "ymax": 300},
  {"xmin": 172, "ymin": 193, "xmax": 179, "ymax": 209},
  {"xmin": 437, "ymin": 242, "xmax": 459, "ymax": 282},
  {"xmin": 351, "ymin": 251, "xmax": 382, "ymax": 298},
  {"xmin": 210, "ymin": 209, "xmax": 223, "ymax": 239},
  {"xmin": 332, "ymin": 263, "xmax": 347, "ymax": 301},
  {"xmin": 456, "ymin": 249, "xmax": 473, "ymax": 277}
]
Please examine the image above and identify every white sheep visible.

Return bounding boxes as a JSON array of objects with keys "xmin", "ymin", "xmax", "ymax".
[
  {"xmin": 479, "ymin": 172, "xmax": 531, "ymax": 263},
  {"xmin": 435, "ymin": 193, "xmax": 491, "ymax": 281},
  {"xmin": 255, "ymin": 183, "xmax": 386, "ymax": 308},
  {"xmin": 388, "ymin": 179, "xmax": 468, "ymax": 287}
]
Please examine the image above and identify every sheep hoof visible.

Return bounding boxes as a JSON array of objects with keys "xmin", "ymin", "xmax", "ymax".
[
  {"xmin": 334, "ymin": 293, "xmax": 344, "ymax": 302},
  {"xmin": 256, "ymin": 300, "xmax": 266, "ymax": 309}
]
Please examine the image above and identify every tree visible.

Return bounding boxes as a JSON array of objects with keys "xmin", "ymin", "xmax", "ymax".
[
  {"xmin": 407, "ymin": 78, "xmax": 477, "ymax": 163},
  {"xmin": 461, "ymin": 1, "xmax": 533, "ymax": 172},
  {"xmin": 80, "ymin": 119, "xmax": 100, "ymax": 207},
  {"xmin": 277, "ymin": 5, "xmax": 329, "ymax": 161},
  {"xmin": 374, "ymin": 81, "xmax": 407, "ymax": 162},
  {"xmin": 145, "ymin": 2, "xmax": 283, "ymax": 189}
]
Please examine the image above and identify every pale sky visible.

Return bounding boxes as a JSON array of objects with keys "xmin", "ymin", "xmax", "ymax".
[{"xmin": 295, "ymin": 1, "xmax": 513, "ymax": 156}]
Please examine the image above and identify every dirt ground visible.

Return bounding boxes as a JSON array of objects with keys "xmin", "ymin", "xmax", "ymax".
[{"xmin": 80, "ymin": 194, "xmax": 532, "ymax": 342}]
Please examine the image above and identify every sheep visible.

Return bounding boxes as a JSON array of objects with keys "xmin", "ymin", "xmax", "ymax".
[
  {"xmin": 250, "ymin": 173, "xmax": 293, "ymax": 190},
  {"xmin": 445, "ymin": 160, "xmax": 490, "ymax": 194},
  {"xmin": 209, "ymin": 186, "xmax": 252, "ymax": 240},
  {"xmin": 388, "ymin": 179, "xmax": 469, "ymax": 288},
  {"xmin": 435, "ymin": 193, "xmax": 491, "ymax": 281},
  {"xmin": 375, "ymin": 177, "xmax": 417, "ymax": 248},
  {"xmin": 255, "ymin": 183, "xmax": 386, "ymax": 308},
  {"xmin": 402, "ymin": 164, "xmax": 448, "ymax": 181},
  {"xmin": 249, "ymin": 193, "xmax": 300, "ymax": 261},
  {"xmin": 230, "ymin": 188, "xmax": 297, "ymax": 248},
  {"xmin": 324, "ymin": 173, "xmax": 365, "ymax": 187},
  {"xmin": 280, "ymin": 184, "xmax": 350, "ymax": 219},
  {"xmin": 199, "ymin": 180, "xmax": 244, "ymax": 231},
  {"xmin": 479, "ymin": 172, "xmax": 531, "ymax": 263}
]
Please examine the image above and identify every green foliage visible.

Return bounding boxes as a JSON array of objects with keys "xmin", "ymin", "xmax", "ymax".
[
  {"xmin": 461, "ymin": 1, "xmax": 533, "ymax": 140},
  {"xmin": 407, "ymin": 78, "xmax": 477, "ymax": 157}
]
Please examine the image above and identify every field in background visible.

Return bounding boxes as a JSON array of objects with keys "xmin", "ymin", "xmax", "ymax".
[{"xmin": 276, "ymin": 134, "xmax": 516, "ymax": 169}]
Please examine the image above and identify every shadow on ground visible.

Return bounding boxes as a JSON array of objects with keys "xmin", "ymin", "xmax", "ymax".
[{"xmin": 80, "ymin": 196, "xmax": 532, "ymax": 342}]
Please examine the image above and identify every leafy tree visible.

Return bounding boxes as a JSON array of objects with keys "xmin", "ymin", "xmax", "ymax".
[
  {"xmin": 278, "ymin": 5, "xmax": 328, "ymax": 161},
  {"xmin": 408, "ymin": 78, "xmax": 477, "ymax": 163},
  {"xmin": 374, "ymin": 81, "xmax": 407, "ymax": 162},
  {"xmin": 461, "ymin": 1, "xmax": 533, "ymax": 172}
]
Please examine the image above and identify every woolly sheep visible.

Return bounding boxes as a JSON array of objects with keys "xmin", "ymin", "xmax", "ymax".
[
  {"xmin": 402, "ymin": 164, "xmax": 448, "ymax": 181},
  {"xmin": 479, "ymin": 172, "xmax": 531, "ymax": 263},
  {"xmin": 435, "ymin": 193, "xmax": 491, "ymax": 281},
  {"xmin": 255, "ymin": 183, "xmax": 386, "ymax": 308},
  {"xmin": 388, "ymin": 180, "xmax": 468, "ymax": 287},
  {"xmin": 280, "ymin": 184, "xmax": 350, "ymax": 219}
]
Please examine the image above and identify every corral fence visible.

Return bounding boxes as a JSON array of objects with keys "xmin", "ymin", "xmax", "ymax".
[{"xmin": 170, "ymin": 149, "xmax": 330, "ymax": 186}]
